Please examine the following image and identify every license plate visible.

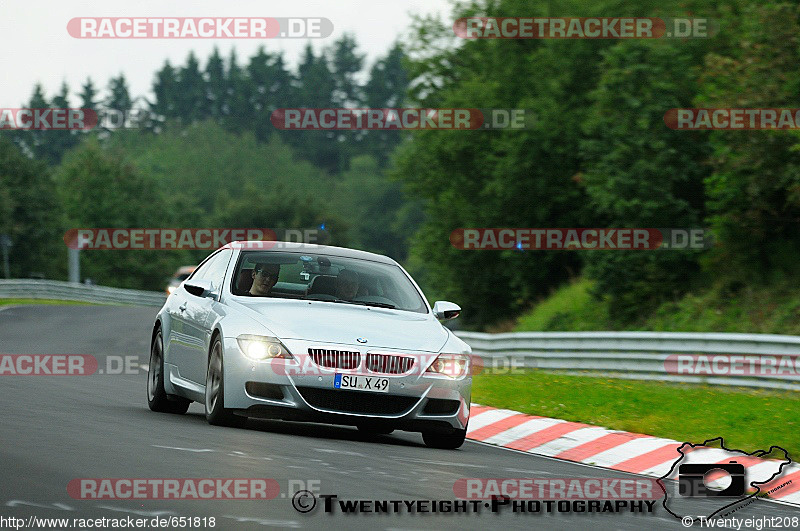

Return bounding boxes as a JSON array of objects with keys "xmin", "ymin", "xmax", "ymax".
[{"xmin": 333, "ymin": 374, "xmax": 389, "ymax": 393}]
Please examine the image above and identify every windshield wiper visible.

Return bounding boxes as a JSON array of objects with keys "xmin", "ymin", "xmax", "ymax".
[{"xmin": 331, "ymin": 299, "xmax": 397, "ymax": 309}]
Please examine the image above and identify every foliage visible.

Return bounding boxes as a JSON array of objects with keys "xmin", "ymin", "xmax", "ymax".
[
  {"xmin": 0, "ymin": 138, "xmax": 63, "ymax": 278},
  {"xmin": 54, "ymin": 139, "xmax": 185, "ymax": 289}
]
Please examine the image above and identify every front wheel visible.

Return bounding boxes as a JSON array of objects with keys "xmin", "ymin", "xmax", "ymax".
[
  {"xmin": 422, "ymin": 428, "xmax": 467, "ymax": 449},
  {"xmin": 147, "ymin": 329, "xmax": 191, "ymax": 414},
  {"xmin": 205, "ymin": 337, "xmax": 246, "ymax": 428}
]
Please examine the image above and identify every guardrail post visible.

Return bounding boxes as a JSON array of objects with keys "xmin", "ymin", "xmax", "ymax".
[
  {"xmin": 68, "ymin": 248, "xmax": 80, "ymax": 283},
  {"xmin": 0, "ymin": 234, "xmax": 11, "ymax": 279}
]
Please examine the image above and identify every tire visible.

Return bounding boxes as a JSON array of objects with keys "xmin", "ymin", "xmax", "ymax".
[
  {"xmin": 147, "ymin": 329, "xmax": 191, "ymax": 414},
  {"xmin": 422, "ymin": 428, "xmax": 467, "ymax": 449},
  {"xmin": 205, "ymin": 336, "xmax": 247, "ymax": 428},
  {"xmin": 357, "ymin": 425, "xmax": 394, "ymax": 436}
]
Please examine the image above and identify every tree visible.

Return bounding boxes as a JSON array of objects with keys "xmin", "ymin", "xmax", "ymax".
[
  {"xmin": 55, "ymin": 139, "xmax": 182, "ymax": 289},
  {"xmin": 330, "ymin": 34, "xmax": 364, "ymax": 107},
  {"xmin": 107, "ymin": 73, "xmax": 132, "ymax": 112},
  {"xmin": 297, "ymin": 44, "xmax": 336, "ymax": 108},
  {"xmin": 224, "ymin": 49, "xmax": 253, "ymax": 133},
  {"xmin": 205, "ymin": 47, "xmax": 226, "ymax": 119},
  {"xmin": 0, "ymin": 137, "xmax": 63, "ymax": 279},
  {"xmin": 8, "ymin": 84, "xmax": 51, "ymax": 161},
  {"xmin": 151, "ymin": 60, "xmax": 179, "ymax": 121},
  {"xmin": 266, "ymin": 52, "xmax": 295, "ymax": 110},
  {"xmin": 291, "ymin": 44, "xmax": 340, "ymax": 172},
  {"xmin": 393, "ymin": 0, "xmax": 613, "ymax": 327},
  {"xmin": 579, "ymin": 39, "xmax": 711, "ymax": 320},
  {"xmin": 245, "ymin": 47, "xmax": 296, "ymax": 142},
  {"xmin": 44, "ymin": 81, "xmax": 81, "ymax": 164},
  {"xmin": 176, "ymin": 52, "xmax": 207, "ymax": 122},
  {"xmin": 363, "ymin": 43, "xmax": 409, "ymax": 165},
  {"xmin": 332, "ymin": 155, "xmax": 421, "ymax": 260},
  {"xmin": 697, "ymin": 2, "xmax": 800, "ymax": 284},
  {"xmin": 79, "ymin": 77, "xmax": 100, "ymax": 113}
]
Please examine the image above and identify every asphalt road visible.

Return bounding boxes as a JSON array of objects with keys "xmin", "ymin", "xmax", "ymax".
[{"xmin": 1, "ymin": 304, "xmax": 798, "ymax": 530}]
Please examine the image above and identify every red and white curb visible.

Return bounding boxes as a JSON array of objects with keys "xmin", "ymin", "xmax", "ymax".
[{"xmin": 466, "ymin": 404, "xmax": 800, "ymax": 506}]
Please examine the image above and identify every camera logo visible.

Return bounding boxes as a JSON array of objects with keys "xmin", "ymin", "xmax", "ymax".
[
  {"xmin": 678, "ymin": 461, "xmax": 745, "ymax": 497},
  {"xmin": 659, "ymin": 437, "xmax": 793, "ymax": 523}
]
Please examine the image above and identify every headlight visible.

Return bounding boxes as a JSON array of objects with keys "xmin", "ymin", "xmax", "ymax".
[
  {"xmin": 426, "ymin": 353, "xmax": 470, "ymax": 378},
  {"xmin": 167, "ymin": 286, "xmax": 176, "ymax": 294},
  {"xmin": 237, "ymin": 335, "xmax": 293, "ymax": 361}
]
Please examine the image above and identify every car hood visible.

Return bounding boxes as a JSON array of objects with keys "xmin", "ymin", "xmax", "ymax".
[{"xmin": 237, "ymin": 299, "xmax": 448, "ymax": 352}]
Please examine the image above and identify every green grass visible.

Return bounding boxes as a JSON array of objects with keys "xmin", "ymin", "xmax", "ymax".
[
  {"xmin": 473, "ymin": 370, "xmax": 800, "ymax": 460},
  {"xmin": 514, "ymin": 278, "xmax": 612, "ymax": 331},
  {"xmin": 514, "ymin": 276, "xmax": 800, "ymax": 334},
  {"xmin": 0, "ymin": 298, "xmax": 94, "ymax": 306}
]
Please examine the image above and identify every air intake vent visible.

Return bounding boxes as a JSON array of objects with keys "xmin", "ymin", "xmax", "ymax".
[
  {"xmin": 366, "ymin": 353, "xmax": 414, "ymax": 374},
  {"xmin": 245, "ymin": 382, "xmax": 284, "ymax": 400},
  {"xmin": 422, "ymin": 398, "xmax": 460, "ymax": 416},
  {"xmin": 308, "ymin": 348, "xmax": 361, "ymax": 370},
  {"xmin": 297, "ymin": 387, "xmax": 418, "ymax": 415}
]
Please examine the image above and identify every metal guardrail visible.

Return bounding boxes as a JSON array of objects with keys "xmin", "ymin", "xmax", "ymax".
[
  {"xmin": 1, "ymin": 280, "xmax": 797, "ymax": 390},
  {"xmin": 456, "ymin": 331, "xmax": 800, "ymax": 391},
  {"xmin": 0, "ymin": 279, "xmax": 166, "ymax": 307}
]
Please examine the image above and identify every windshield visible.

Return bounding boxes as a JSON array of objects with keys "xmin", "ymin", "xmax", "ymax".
[{"xmin": 231, "ymin": 251, "xmax": 428, "ymax": 313}]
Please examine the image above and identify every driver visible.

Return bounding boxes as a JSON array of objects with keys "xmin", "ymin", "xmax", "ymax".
[
  {"xmin": 335, "ymin": 269, "xmax": 360, "ymax": 301},
  {"xmin": 250, "ymin": 263, "xmax": 280, "ymax": 296}
]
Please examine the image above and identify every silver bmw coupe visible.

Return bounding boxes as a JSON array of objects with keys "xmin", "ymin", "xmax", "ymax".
[{"xmin": 147, "ymin": 241, "xmax": 472, "ymax": 449}]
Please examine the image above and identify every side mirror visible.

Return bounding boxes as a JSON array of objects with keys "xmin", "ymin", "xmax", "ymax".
[
  {"xmin": 433, "ymin": 301, "xmax": 461, "ymax": 321},
  {"xmin": 184, "ymin": 279, "xmax": 218, "ymax": 299}
]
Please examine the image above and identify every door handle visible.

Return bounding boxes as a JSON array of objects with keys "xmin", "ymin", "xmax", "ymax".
[{"xmin": 179, "ymin": 303, "xmax": 187, "ymax": 312}]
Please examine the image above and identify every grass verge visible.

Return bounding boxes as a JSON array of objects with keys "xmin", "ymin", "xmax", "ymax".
[
  {"xmin": 514, "ymin": 276, "xmax": 800, "ymax": 334},
  {"xmin": 514, "ymin": 278, "xmax": 611, "ymax": 331},
  {"xmin": 0, "ymin": 298, "xmax": 94, "ymax": 306},
  {"xmin": 472, "ymin": 370, "xmax": 800, "ymax": 459}
]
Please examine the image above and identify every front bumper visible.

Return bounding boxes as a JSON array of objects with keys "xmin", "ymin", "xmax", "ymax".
[{"xmin": 222, "ymin": 337, "xmax": 471, "ymax": 433}]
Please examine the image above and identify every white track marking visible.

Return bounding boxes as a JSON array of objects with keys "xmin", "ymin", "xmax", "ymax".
[
  {"xmin": 526, "ymin": 426, "xmax": 616, "ymax": 456},
  {"xmin": 466, "ymin": 408, "xmax": 524, "ymax": 432},
  {"xmin": 482, "ymin": 417, "xmax": 567, "ymax": 446},
  {"xmin": 580, "ymin": 437, "xmax": 679, "ymax": 468}
]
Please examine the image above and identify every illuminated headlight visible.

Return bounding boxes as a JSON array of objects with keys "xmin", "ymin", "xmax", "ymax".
[
  {"xmin": 426, "ymin": 353, "xmax": 470, "ymax": 378},
  {"xmin": 237, "ymin": 335, "xmax": 293, "ymax": 361},
  {"xmin": 167, "ymin": 286, "xmax": 176, "ymax": 295}
]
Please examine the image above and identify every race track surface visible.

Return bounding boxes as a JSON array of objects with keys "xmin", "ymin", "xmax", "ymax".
[{"xmin": 1, "ymin": 305, "xmax": 798, "ymax": 530}]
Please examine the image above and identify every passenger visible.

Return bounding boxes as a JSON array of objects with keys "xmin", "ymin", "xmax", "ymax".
[
  {"xmin": 250, "ymin": 263, "xmax": 280, "ymax": 296},
  {"xmin": 335, "ymin": 269, "xmax": 360, "ymax": 301}
]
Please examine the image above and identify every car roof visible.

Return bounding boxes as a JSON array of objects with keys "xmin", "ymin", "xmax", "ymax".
[{"xmin": 228, "ymin": 241, "xmax": 398, "ymax": 265}]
